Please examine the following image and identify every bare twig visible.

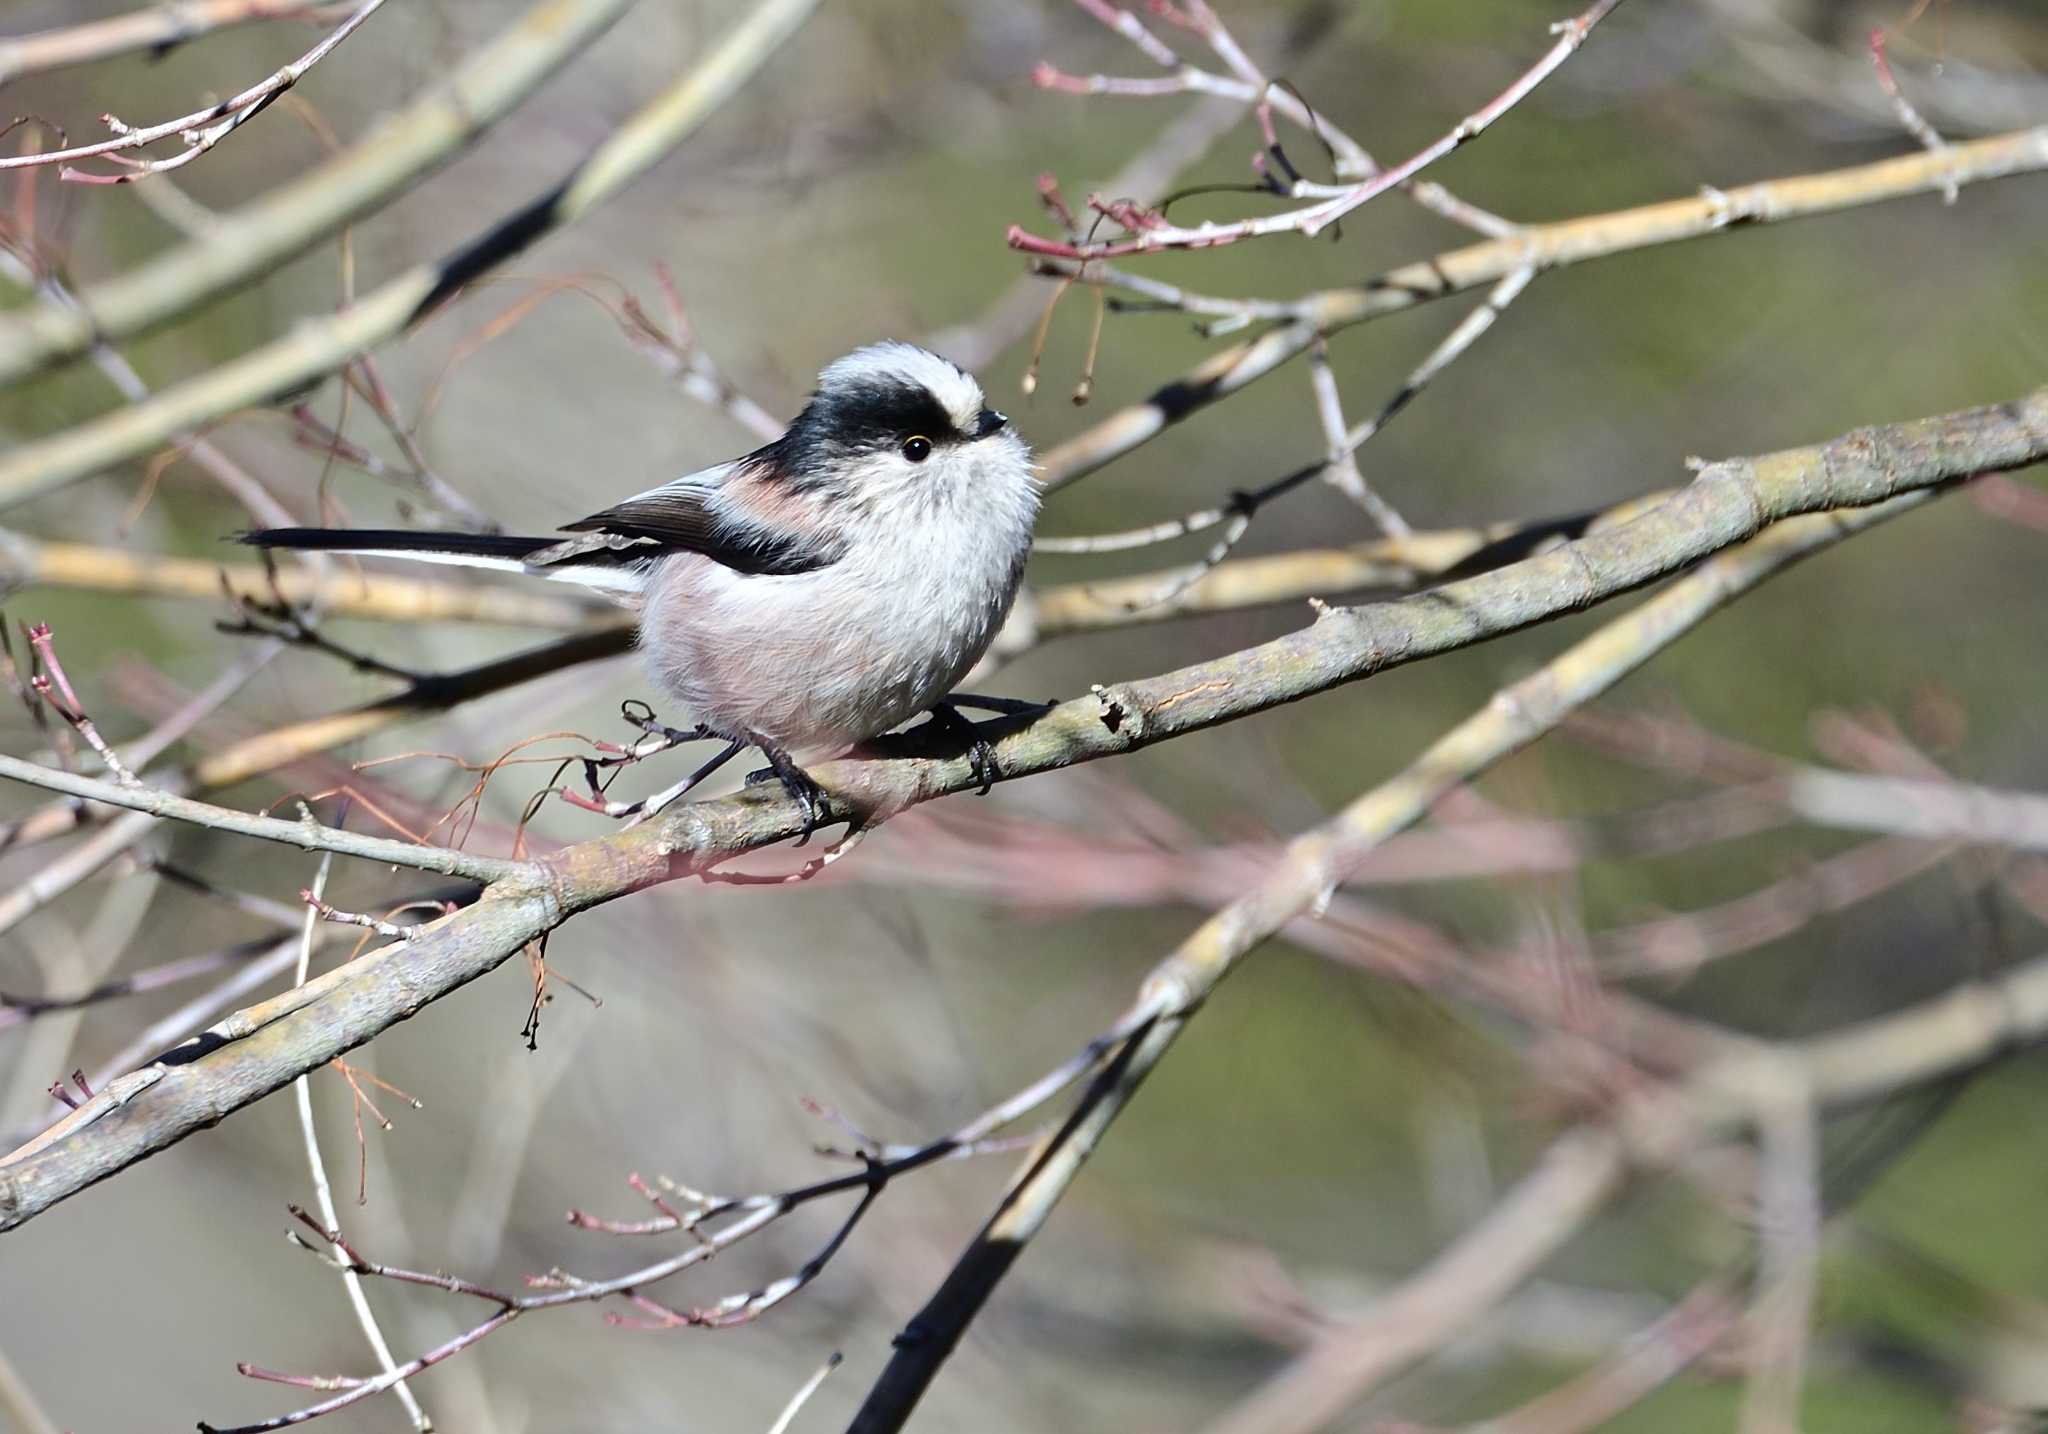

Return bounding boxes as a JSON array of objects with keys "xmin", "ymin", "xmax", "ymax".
[
  {"xmin": 1034, "ymin": 263, "xmax": 1537, "ymax": 596},
  {"xmin": 1035, "ymin": 125, "xmax": 2048, "ymax": 493},
  {"xmin": 0, "ymin": 2, "xmax": 351, "ymax": 84},
  {"xmin": 0, "ymin": 935, "xmax": 288, "ymax": 1036},
  {"xmin": 206, "ymin": 1077, "xmax": 1050, "ymax": 1432},
  {"xmin": 0, "ymin": 1341, "xmax": 61, "ymax": 1434},
  {"xmin": 0, "ymin": 2, "xmax": 389, "ymax": 184},
  {"xmin": 0, "ymin": 0, "xmax": 639, "ymax": 387},
  {"xmin": 0, "ymin": 755, "xmax": 527, "ymax": 881},
  {"xmin": 1009, "ymin": 1, "xmax": 1624, "ymax": 259},
  {"xmin": 290, "ymin": 853, "xmax": 430, "ymax": 1430},
  {"xmin": 1735, "ymin": 1062, "xmax": 1821, "ymax": 1434},
  {"xmin": 1870, "ymin": 27, "xmax": 1958, "ymax": 203},
  {"xmin": 0, "ymin": 0, "xmax": 824, "ymax": 512},
  {"xmin": 23, "ymin": 622, "xmax": 138, "ymax": 786},
  {"xmin": 767, "ymin": 1352, "xmax": 842, "ymax": 1434},
  {"xmin": 1454, "ymin": 1278, "xmax": 1741, "ymax": 1434}
]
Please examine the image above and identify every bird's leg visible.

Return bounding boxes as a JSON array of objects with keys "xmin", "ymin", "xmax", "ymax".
[
  {"xmin": 743, "ymin": 737, "xmax": 829, "ymax": 846},
  {"xmin": 563, "ymin": 738, "xmax": 745, "ymax": 822},
  {"xmin": 626, "ymin": 738, "xmax": 747, "ymax": 825},
  {"xmin": 565, "ymin": 702, "xmax": 725, "ymax": 818},
  {"xmin": 921, "ymin": 702, "xmax": 1001, "ymax": 795}
]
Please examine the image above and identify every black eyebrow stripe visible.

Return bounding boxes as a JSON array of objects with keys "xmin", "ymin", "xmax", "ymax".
[
  {"xmin": 815, "ymin": 380, "xmax": 964, "ymax": 440},
  {"xmin": 769, "ymin": 373, "xmax": 985, "ymax": 488}
]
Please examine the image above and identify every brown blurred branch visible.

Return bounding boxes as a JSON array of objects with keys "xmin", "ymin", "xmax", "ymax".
[
  {"xmin": 1450, "ymin": 1278, "xmax": 1741, "ymax": 1434},
  {"xmin": 1205, "ymin": 935, "xmax": 2048, "ymax": 1434}
]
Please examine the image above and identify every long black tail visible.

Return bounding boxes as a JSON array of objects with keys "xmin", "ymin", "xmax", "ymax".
[
  {"xmin": 235, "ymin": 526, "xmax": 651, "ymax": 596},
  {"xmin": 238, "ymin": 528, "xmax": 556, "ymax": 561}
]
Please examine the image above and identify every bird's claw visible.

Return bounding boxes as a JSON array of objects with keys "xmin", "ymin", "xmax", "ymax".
[
  {"xmin": 746, "ymin": 751, "xmax": 828, "ymax": 846},
  {"xmin": 966, "ymin": 735, "xmax": 1000, "ymax": 796},
  {"xmin": 780, "ymin": 769, "xmax": 827, "ymax": 846},
  {"xmin": 925, "ymin": 701, "xmax": 1003, "ymax": 795}
]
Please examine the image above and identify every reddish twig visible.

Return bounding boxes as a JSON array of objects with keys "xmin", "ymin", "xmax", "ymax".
[
  {"xmin": 24, "ymin": 621, "xmax": 139, "ymax": 785},
  {"xmin": 204, "ymin": 1002, "xmax": 1155, "ymax": 1430}
]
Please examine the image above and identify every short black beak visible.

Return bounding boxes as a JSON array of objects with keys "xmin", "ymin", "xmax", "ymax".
[{"xmin": 974, "ymin": 407, "xmax": 1008, "ymax": 438}]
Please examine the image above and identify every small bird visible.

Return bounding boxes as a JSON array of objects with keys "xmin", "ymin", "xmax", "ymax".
[{"xmin": 242, "ymin": 342, "xmax": 1040, "ymax": 839}]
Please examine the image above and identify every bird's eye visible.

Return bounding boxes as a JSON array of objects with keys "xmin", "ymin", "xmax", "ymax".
[{"xmin": 902, "ymin": 435, "xmax": 933, "ymax": 463}]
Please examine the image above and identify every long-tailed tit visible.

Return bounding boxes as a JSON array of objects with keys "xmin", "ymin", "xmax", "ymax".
[{"xmin": 242, "ymin": 342, "xmax": 1039, "ymax": 839}]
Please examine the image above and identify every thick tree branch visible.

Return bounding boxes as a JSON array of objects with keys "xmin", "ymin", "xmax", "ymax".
[
  {"xmin": 0, "ymin": 388, "xmax": 2040, "ymax": 1237},
  {"xmin": 844, "ymin": 474, "xmax": 1973, "ymax": 1434}
]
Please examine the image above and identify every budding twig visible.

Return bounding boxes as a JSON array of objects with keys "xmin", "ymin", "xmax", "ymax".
[{"xmin": 23, "ymin": 622, "xmax": 138, "ymax": 786}]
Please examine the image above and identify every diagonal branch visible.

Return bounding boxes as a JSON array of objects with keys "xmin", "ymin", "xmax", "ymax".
[
  {"xmin": 0, "ymin": 387, "xmax": 2041, "ymax": 1236},
  {"xmin": 845, "ymin": 396, "xmax": 2048, "ymax": 1427},
  {"xmin": 1035, "ymin": 124, "xmax": 2048, "ymax": 493}
]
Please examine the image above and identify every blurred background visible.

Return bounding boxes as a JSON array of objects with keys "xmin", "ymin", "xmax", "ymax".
[{"xmin": 1, "ymin": 1, "xmax": 2046, "ymax": 1430}]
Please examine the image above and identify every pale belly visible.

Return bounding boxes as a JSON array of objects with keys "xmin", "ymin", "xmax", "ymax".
[{"xmin": 633, "ymin": 548, "xmax": 1018, "ymax": 752}]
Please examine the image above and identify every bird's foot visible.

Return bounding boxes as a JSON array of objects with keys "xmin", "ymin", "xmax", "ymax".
[
  {"xmin": 565, "ymin": 737, "xmax": 745, "ymax": 824},
  {"xmin": 607, "ymin": 700, "xmax": 715, "ymax": 757},
  {"xmin": 744, "ymin": 739, "xmax": 829, "ymax": 846},
  {"xmin": 922, "ymin": 702, "xmax": 1002, "ymax": 795}
]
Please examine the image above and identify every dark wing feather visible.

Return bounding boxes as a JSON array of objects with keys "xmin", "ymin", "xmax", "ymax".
[{"xmin": 546, "ymin": 467, "xmax": 839, "ymax": 578}]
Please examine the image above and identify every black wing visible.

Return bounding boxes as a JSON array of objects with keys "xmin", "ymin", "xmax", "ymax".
[{"xmin": 544, "ymin": 465, "xmax": 840, "ymax": 578}]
